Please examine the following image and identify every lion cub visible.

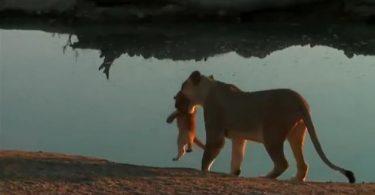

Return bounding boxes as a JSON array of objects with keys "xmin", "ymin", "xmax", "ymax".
[{"xmin": 166, "ymin": 91, "xmax": 205, "ymax": 161}]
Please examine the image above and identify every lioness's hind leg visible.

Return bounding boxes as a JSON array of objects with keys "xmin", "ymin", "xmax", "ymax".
[
  {"xmin": 263, "ymin": 141, "xmax": 289, "ymax": 179},
  {"xmin": 262, "ymin": 123, "xmax": 289, "ymax": 179},
  {"xmin": 288, "ymin": 120, "xmax": 308, "ymax": 182}
]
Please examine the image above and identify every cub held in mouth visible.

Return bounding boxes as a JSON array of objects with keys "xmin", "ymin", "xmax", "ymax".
[{"xmin": 166, "ymin": 91, "xmax": 205, "ymax": 161}]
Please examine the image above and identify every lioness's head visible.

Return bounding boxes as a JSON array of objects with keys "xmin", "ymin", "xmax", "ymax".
[{"xmin": 179, "ymin": 71, "xmax": 214, "ymax": 113}]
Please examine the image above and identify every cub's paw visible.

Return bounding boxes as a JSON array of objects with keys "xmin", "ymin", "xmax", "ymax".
[{"xmin": 186, "ymin": 148, "xmax": 193, "ymax": 153}]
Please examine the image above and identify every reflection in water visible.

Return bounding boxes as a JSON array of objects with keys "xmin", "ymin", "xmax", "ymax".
[
  {"xmin": 98, "ymin": 49, "xmax": 122, "ymax": 79},
  {"xmin": 1, "ymin": 19, "xmax": 375, "ymax": 78},
  {"xmin": 1, "ymin": 22, "xmax": 375, "ymax": 182},
  {"xmin": 69, "ymin": 23, "xmax": 375, "ymax": 78}
]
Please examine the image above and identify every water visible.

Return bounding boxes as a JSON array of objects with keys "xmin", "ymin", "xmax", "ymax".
[{"xmin": 1, "ymin": 23, "xmax": 375, "ymax": 182}]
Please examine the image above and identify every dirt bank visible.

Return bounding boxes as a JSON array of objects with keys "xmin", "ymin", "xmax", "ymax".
[{"xmin": 0, "ymin": 150, "xmax": 374, "ymax": 194}]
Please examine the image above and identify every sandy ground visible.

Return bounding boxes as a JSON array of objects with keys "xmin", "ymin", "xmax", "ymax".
[{"xmin": 0, "ymin": 150, "xmax": 374, "ymax": 194}]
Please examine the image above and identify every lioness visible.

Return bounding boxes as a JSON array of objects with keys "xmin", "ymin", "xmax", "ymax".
[
  {"xmin": 173, "ymin": 71, "xmax": 355, "ymax": 183},
  {"xmin": 167, "ymin": 91, "xmax": 205, "ymax": 161}
]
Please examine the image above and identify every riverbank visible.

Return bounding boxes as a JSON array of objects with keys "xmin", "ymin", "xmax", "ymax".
[{"xmin": 0, "ymin": 150, "xmax": 373, "ymax": 194}]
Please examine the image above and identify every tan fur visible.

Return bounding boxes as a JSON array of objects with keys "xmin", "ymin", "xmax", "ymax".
[
  {"xmin": 176, "ymin": 71, "xmax": 355, "ymax": 183},
  {"xmin": 166, "ymin": 92, "xmax": 205, "ymax": 161}
]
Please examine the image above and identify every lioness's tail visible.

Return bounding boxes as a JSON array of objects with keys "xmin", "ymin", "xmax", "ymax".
[
  {"xmin": 194, "ymin": 138, "xmax": 206, "ymax": 150},
  {"xmin": 299, "ymin": 97, "xmax": 355, "ymax": 183}
]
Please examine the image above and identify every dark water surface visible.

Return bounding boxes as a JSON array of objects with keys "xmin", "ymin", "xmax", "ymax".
[{"xmin": 1, "ymin": 23, "xmax": 375, "ymax": 182}]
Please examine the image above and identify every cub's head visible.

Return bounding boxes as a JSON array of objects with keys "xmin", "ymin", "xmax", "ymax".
[
  {"xmin": 174, "ymin": 91, "xmax": 191, "ymax": 114},
  {"xmin": 180, "ymin": 71, "xmax": 214, "ymax": 112},
  {"xmin": 166, "ymin": 90, "xmax": 194, "ymax": 124}
]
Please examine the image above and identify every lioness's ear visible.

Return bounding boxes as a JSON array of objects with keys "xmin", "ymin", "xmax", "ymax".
[
  {"xmin": 208, "ymin": 75, "xmax": 214, "ymax": 80},
  {"xmin": 189, "ymin": 71, "xmax": 201, "ymax": 85}
]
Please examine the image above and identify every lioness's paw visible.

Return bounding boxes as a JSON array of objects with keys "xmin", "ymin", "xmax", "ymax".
[{"xmin": 288, "ymin": 177, "xmax": 305, "ymax": 182}]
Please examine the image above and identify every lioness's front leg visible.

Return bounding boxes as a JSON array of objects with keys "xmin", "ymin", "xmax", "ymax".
[
  {"xmin": 231, "ymin": 138, "xmax": 247, "ymax": 176},
  {"xmin": 201, "ymin": 124, "xmax": 225, "ymax": 171},
  {"xmin": 202, "ymin": 138, "xmax": 225, "ymax": 171},
  {"xmin": 201, "ymin": 105, "xmax": 226, "ymax": 172}
]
